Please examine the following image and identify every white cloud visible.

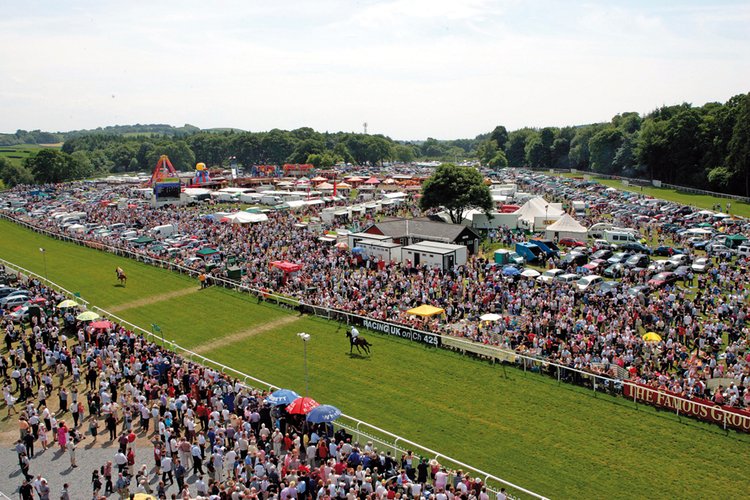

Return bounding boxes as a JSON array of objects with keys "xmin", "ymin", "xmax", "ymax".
[{"xmin": 0, "ymin": 0, "xmax": 748, "ymax": 138}]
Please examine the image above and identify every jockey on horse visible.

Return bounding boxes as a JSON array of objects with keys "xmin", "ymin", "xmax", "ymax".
[
  {"xmin": 116, "ymin": 267, "xmax": 127, "ymax": 285},
  {"xmin": 346, "ymin": 326, "xmax": 372, "ymax": 355}
]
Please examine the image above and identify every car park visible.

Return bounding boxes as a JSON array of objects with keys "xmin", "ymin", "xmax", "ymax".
[
  {"xmin": 619, "ymin": 242, "xmax": 651, "ymax": 254},
  {"xmin": 0, "ymin": 294, "xmax": 30, "ymax": 308},
  {"xmin": 598, "ymin": 281, "xmax": 620, "ymax": 296},
  {"xmin": 0, "ymin": 286, "xmax": 19, "ymax": 298},
  {"xmin": 624, "ymin": 254, "xmax": 649, "ymax": 269},
  {"xmin": 591, "ymin": 249, "xmax": 613, "ymax": 260},
  {"xmin": 558, "ymin": 238, "xmax": 586, "ymax": 247},
  {"xmin": 607, "ymin": 252, "xmax": 631, "ymax": 265}
]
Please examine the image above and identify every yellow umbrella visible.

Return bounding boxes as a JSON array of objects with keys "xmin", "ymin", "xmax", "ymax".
[
  {"xmin": 642, "ymin": 332, "xmax": 662, "ymax": 342},
  {"xmin": 76, "ymin": 311, "xmax": 100, "ymax": 321},
  {"xmin": 57, "ymin": 299, "xmax": 80, "ymax": 308}
]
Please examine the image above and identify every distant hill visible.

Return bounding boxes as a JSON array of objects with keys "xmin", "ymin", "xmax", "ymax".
[{"xmin": 0, "ymin": 123, "xmax": 246, "ymax": 146}]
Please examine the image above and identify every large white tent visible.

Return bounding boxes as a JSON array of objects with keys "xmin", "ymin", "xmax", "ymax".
[
  {"xmin": 544, "ymin": 214, "xmax": 588, "ymax": 241},
  {"xmin": 514, "ymin": 197, "xmax": 563, "ymax": 230},
  {"xmin": 220, "ymin": 211, "xmax": 269, "ymax": 224}
]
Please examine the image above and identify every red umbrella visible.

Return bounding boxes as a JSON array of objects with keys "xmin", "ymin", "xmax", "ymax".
[
  {"xmin": 286, "ymin": 397, "xmax": 320, "ymax": 415},
  {"xmin": 90, "ymin": 320, "xmax": 113, "ymax": 330}
]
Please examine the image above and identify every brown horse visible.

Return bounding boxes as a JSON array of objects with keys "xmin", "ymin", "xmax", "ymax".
[
  {"xmin": 346, "ymin": 330, "xmax": 372, "ymax": 355},
  {"xmin": 116, "ymin": 267, "xmax": 127, "ymax": 286}
]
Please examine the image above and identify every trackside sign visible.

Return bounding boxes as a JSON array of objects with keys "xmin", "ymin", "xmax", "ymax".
[
  {"xmin": 362, "ymin": 319, "xmax": 441, "ymax": 347},
  {"xmin": 623, "ymin": 382, "xmax": 750, "ymax": 433}
]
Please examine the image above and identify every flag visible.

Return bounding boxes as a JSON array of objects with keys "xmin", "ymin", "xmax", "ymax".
[
  {"xmin": 151, "ymin": 323, "xmax": 161, "ymax": 332},
  {"xmin": 73, "ymin": 292, "xmax": 81, "ymax": 298}
]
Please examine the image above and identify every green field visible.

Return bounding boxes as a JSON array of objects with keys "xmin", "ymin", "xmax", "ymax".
[
  {"xmin": 561, "ymin": 172, "xmax": 750, "ymax": 218},
  {"xmin": 0, "ymin": 144, "xmax": 59, "ymax": 167},
  {"xmin": 2, "ymin": 218, "xmax": 749, "ymax": 498}
]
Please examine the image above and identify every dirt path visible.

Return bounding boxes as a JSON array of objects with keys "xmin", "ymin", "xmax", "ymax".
[
  {"xmin": 191, "ymin": 315, "xmax": 301, "ymax": 354},
  {"xmin": 107, "ymin": 287, "xmax": 198, "ymax": 313}
]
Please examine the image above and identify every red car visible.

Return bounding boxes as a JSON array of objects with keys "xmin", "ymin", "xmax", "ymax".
[
  {"xmin": 559, "ymin": 238, "xmax": 586, "ymax": 247},
  {"xmin": 647, "ymin": 271, "xmax": 678, "ymax": 288}
]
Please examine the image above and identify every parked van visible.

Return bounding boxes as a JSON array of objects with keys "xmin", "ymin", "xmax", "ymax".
[
  {"xmin": 260, "ymin": 195, "xmax": 284, "ymax": 206},
  {"xmin": 150, "ymin": 224, "xmax": 177, "ymax": 239},
  {"xmin": 737, "ymin": 245, "xmax": 750, "ymax": 258},
  {"xmin": 603, "ymin": 230, "xmax": 639, "ymax": 245}
]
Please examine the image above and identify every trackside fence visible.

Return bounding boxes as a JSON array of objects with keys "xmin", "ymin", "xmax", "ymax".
[
  {"xmin": 3, "ymin": 213, "xmax": 750, "ymax": 434},
  {"xmin": 0, "ymin": 255, "xmax": 549, "ymax": 500}
]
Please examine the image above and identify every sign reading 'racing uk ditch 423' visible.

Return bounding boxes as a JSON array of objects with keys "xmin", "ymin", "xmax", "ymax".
[{"xmin": 361, "ymin": 319, "xmax": 441, "ymax": 348}]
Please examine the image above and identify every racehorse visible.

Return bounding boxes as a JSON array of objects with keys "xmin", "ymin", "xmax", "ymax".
[
  {"xmin": 346, "ymin": 330, "xmax": 372, "ymax": 355},
  {"xmin": 116, "ymin": 267, "xmax": 127, "ymax": 286}
]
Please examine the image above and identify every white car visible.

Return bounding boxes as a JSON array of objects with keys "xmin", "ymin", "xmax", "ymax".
[
  {"xmin": 537, "ymin": 269, "xmax": 565, "ymax": 283},
  {"xmin": 0, "ymin": 295, "xmax": 30, "ymax": 308},
  {"xmin": 576, "ymin": 275, "xmax": 603, "ymax": 291},
  {"xmin": 691, "ymin": 257, "xmax": 712, "ymax": 273}
]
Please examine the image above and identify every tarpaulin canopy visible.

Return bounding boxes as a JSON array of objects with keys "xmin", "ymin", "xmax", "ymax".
[
  {"xmin": 196, "ymin": 247, "xmax": 219, "ymax": 256},
  {"xmin": 133, "ymin": 236, "xmax": 155, "ymax": 244},
  {"xmin": 364, "ymin": 177, "xmax": 380, "ymax": 184},
  {"xmin": 406, "ymin": 304, "xmax": 445, "ymax": 317},
  {"xmin": 270, "ymin": 261, "xmax": 302, "ymax": 273}
]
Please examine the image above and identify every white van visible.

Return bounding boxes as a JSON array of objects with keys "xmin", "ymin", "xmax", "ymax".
[
  {"xmin": 603, "ymin": 230, "xmax": 639, "ymax": 245},
  {"xmin": 737, "ymin": 245, "xmax": 750, "ymax": 258},
  {"xmin": 150, "ymin": 224, "xmax": 177, "ymax": 239}
]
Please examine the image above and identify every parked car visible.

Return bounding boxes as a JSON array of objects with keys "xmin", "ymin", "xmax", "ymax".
[
  {"xmin": 648, "ymin": 271, "xmax": 678, "ymax": 288},
  {"xmin": 0, "ymin": 286, "xmax": 19, "ymax": 299},
  {"xmin": 598, "ymin": 281, "xmax": 620, "ymax": 296},
  {"xmin": 603, "ymin": 263, "xmax": 625, "ymax": 278},
  {"xmin": 576, "ymin": 275, "xmax": 603, "ymax": 291},
  {"xmin": 619, "ymin": 242, "xmax": 652, "ymax": 254},
  {"xmin": 691, "ymin": 257, "xmax": 712, "ymax": 273},
  {"xmin": 558, "ymin": 238, "xmax": 586, "ymax": 247},
  {"xmin": 607, "ymin": 252, "xmax": 631, "ymax": 265},
  {"xmin": 591, "ymin": 249, "xmax": 613, "ymax": 260},
  {"xmin": 556, "ymin": 273, "xmax": 581, "ymax": 284},
  {"xmin": 653, "ymin": 246, "xmax": 684, "ymax": 257},
  {"xmin": 624, "ymin": 254, "xmax": 650, "ymax": 269},
  {"xmin": 537, "ymin": 269, "xmax": 565, "ymax": 283},
  {"xmin": 0, "ymin": 294, "xmax": 30, "ymax": 308}
]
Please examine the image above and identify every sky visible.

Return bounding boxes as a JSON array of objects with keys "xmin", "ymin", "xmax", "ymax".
[{"xmin": 1, "ymin": 0, "xmax": 749, "ymax": 140}]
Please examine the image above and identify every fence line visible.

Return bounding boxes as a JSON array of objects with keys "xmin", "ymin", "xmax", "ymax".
[
  {"xmin": 0, "ymin": 255, "xmax": 548, "ymax": 500},
  {"xmin": 3, "ymin": 213, "xmax": 749, "ymax": 436}
]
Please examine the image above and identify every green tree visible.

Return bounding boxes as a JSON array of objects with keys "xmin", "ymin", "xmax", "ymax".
[
  {"xmin": 506, "ymin": 129, "xmax": 534, "ymax": 167},
  {"xmin": 392, "ymin": 144, "xmax": 415, "ymax": 163},
  {"xmin": 489, "ymin": 125, "xmax": 509, "ymax": 151},
  {"xmin": 487, "ymin": 150, "xmax": 509, "ymax": 170},
  {"xmin": 727, "ymin": 93, "xmax": 750, "ymax": 196},
  {"xmin": 69, "ymin": 150, "xmax": 95, "ymax": 179},
  {"xmin": 0, "ymin": 157, "xmax": 34, "ymax": 186},
  {"xmin": 589, "ymin": 127, "xmax": 624, "ymax": 174},
  {"xmin": 261, "ymin": 129, "xmax": 296, "ymax": 165},
  {"xmin": 25, "ymin": 149, "xmax": 70, "ymax": 183},
  {"xmin": 525, "ymin": 134, "xmax": 545, "ymax": 168},
  {"xmin": 420, "ymin": 164, "xmax": 492, "ymax": 223},
  {"xmin": 477, "ymin": 140, "xmax": 498, "ymax": 166}
]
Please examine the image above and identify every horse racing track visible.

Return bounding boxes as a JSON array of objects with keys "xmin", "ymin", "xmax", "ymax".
[{"xmin": 1, "ymin": 218, "xmax": 749, "ymax": 499}]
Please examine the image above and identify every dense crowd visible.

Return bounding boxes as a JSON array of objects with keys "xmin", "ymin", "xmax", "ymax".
[
  {"xmin": 3, "ymin": 173, "xmax": 750, "ymax": 408},
  {"xmin": 3, "ymin": 272, "xmax": 501, "ymax": 499}
]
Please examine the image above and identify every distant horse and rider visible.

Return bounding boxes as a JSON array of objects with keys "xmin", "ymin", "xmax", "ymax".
[
  {"xmin": 115, "ymin": 267, "xmax": 127, "ymax": 286},
  {"xmin": 346, "ymin": 326, "xmax": 372, "ymax": 355}
]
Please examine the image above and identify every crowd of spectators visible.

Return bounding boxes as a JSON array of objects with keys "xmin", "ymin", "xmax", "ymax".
[{"xmin": 3, "ymin": 272, "xmax": 499, "ymax": 499}]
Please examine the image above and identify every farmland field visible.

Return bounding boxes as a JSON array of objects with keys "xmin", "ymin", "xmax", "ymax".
[
  {"xmin": 1, "ymin": 218, "xmax": 749, "ymax": 498},
  {"xmin": 0, "ymin": 144, "xmax": 59, "ymax": 167}
]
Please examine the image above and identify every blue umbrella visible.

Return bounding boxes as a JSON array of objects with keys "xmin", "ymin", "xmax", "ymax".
[
  {"xmin": 265, "ymin": 389, "xmax": 300, "ymax": 406},
  {"xmin": 352, "ymin": 247, "xmax": 365, "ymax": 254},
  {"xmin": 306, "ymin": 404, "xmax": 342, "ymax": 423},
  {"xmin": 502, "ymin": 266, "xmax": 521, "ymax": 276}
]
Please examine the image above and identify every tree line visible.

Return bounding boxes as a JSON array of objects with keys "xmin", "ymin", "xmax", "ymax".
[
  {"xmin": 1, "ymin": 92, "xmax": 748, "ymax": 194},
  {"xmin": 476, "ymin": 92, "xmax": 750, "ymax": 195}
]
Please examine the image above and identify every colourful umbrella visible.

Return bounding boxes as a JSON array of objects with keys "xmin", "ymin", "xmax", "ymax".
[
  {"xmin": 57, "ymin": 299, "xmax": 79, "ymax": 308},
  {"xmin": 306, "ymin": 404, "xmax": 342, "ymax": 423},
  {"xmin": 286, "ymin": 396, "xmax": 320, "ymax": 415},
  {"xmin": 265, "ymin": 389, "xmax": 300, "ymax": 406},
  {"xmin": 76, "ymin": 311, "xmax": 100, "ymax": 321},
  {"xmin": 642, "ymin": 332, "xmax": 662, "ymax": 342},
  {"xmin": 90, "ymin": 320, "xmax": 113, "ymax": 330}
]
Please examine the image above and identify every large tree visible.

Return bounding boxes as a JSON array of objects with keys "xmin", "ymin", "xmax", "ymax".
[
  {"xmin": 727, "ymin": 93, "xmax": 750, "ymax": 196},
  {"xmin": 420, "ymin": 164, "xmax": 492, "ymax": 223}
]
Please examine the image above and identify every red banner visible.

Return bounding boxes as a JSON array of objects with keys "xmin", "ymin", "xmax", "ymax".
[{"xmin": 622, "ymin": 382, "xmax": 750, "ymax": 433}]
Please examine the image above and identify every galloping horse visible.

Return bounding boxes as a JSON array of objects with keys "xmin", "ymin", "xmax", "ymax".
[
  {"xmin": 115, "ymin": 267, "xmax": 127, "ymax": 286},
  {"xmin": 346, "ymin": 329, "xmax": 372, "ymax": 355}
]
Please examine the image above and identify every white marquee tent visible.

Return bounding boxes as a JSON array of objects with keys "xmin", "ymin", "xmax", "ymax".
[
  {"xmin": 514, "ymin": 197, "xmax": 564, "ymax": 229},
  {"xmin": 544, "ymin": 214, "xmax": 588, "ymax": 241}
]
